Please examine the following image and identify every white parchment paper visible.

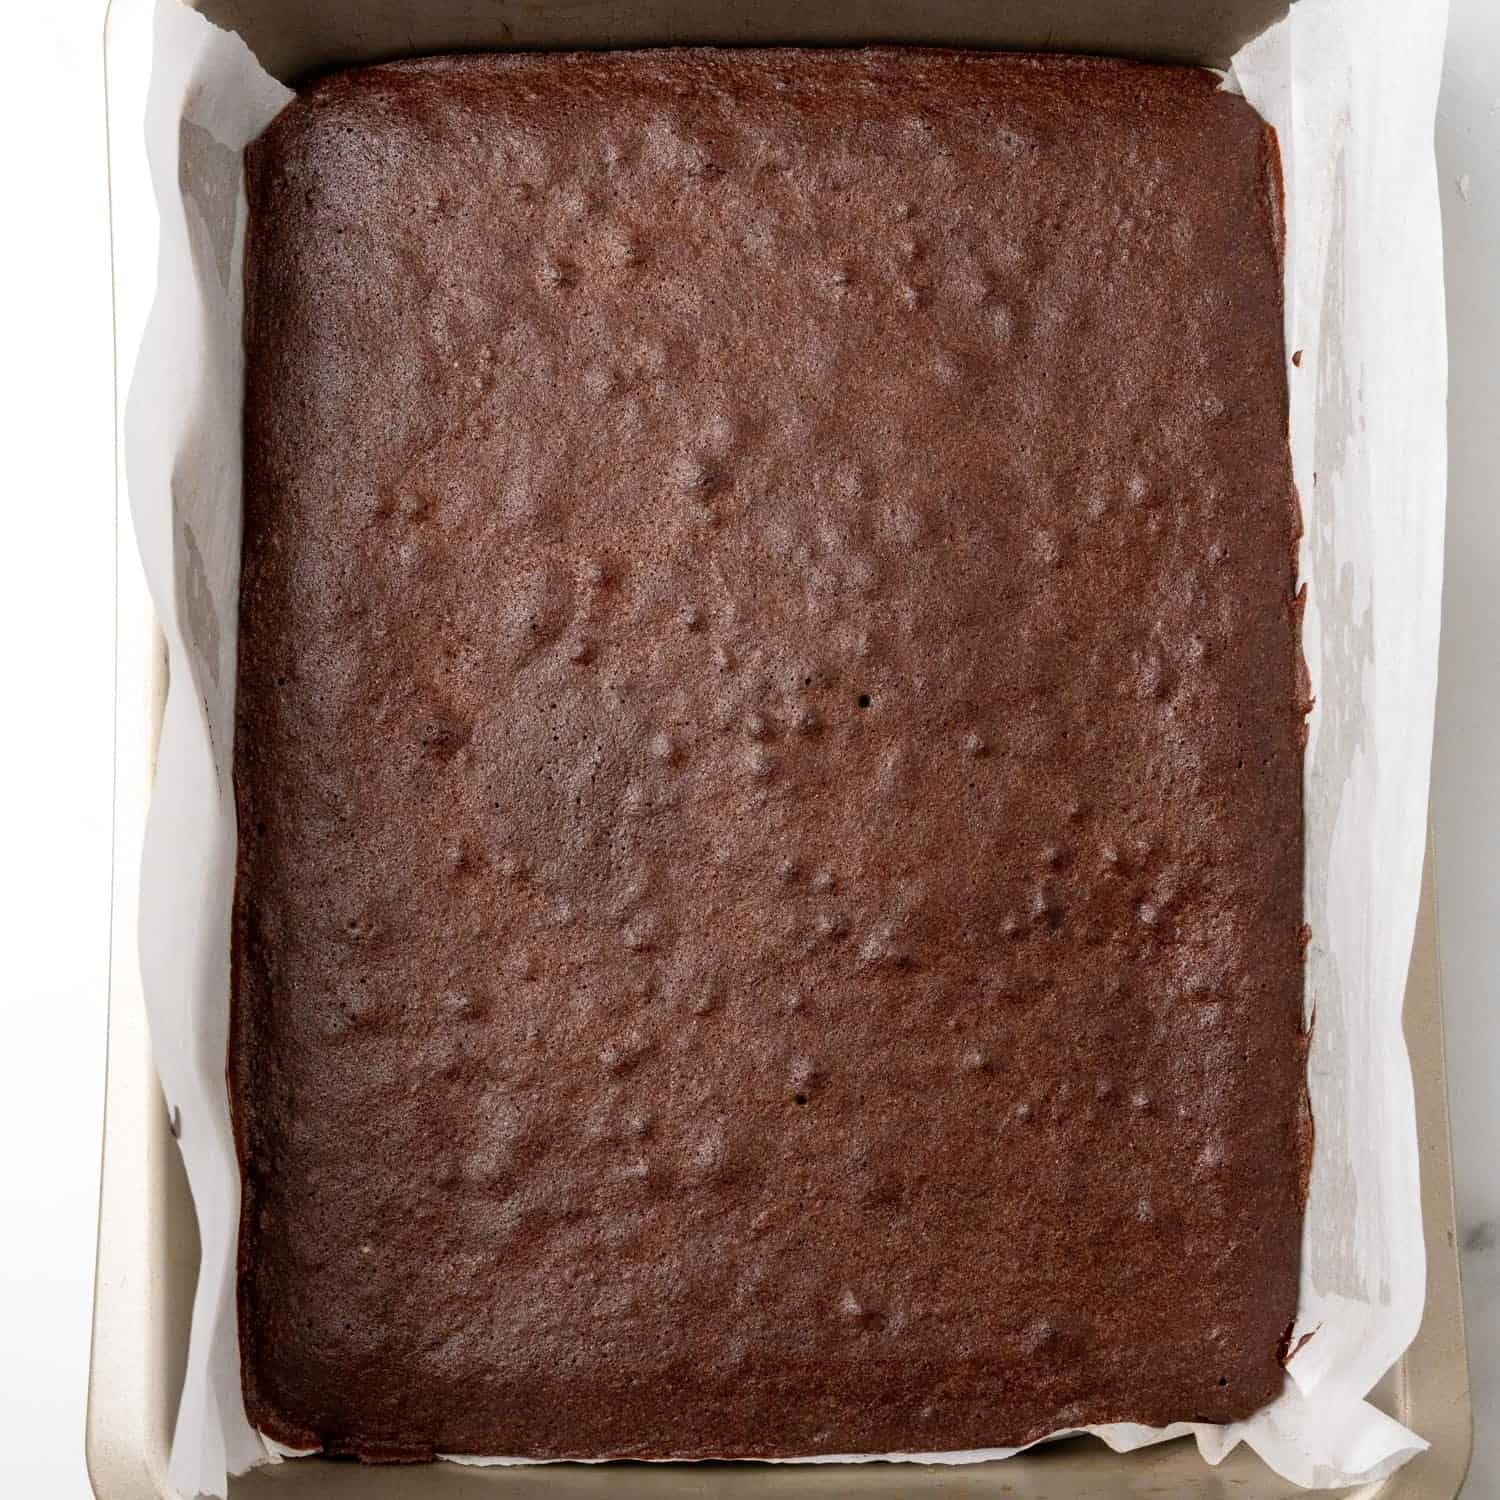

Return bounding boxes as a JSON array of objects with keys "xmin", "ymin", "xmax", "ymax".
[{"xmin": 126, "ymin": 0, "xmax": 1449, "ymax": 1493}]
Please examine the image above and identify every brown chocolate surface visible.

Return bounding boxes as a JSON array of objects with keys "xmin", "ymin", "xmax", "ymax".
[{"xmin": 234, "ymin": 47, "xmax": 1307, "ymax": 1461}]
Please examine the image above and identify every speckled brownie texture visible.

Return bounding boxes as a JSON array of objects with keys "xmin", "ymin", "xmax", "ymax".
[{"xmin": 233, "ymin": 47, "xmax": 1308, "ymax": 1461}]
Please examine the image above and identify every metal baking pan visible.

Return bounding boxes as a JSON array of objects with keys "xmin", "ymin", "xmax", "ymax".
[{"xmin": 89, "ymin": 0, "xmax": 1473, "ymax": 1494}]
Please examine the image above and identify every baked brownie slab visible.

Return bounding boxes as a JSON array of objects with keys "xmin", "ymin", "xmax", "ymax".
[{"xmin": 234, "ymin": 47, "xmax": 1307, "ymax": 1459}]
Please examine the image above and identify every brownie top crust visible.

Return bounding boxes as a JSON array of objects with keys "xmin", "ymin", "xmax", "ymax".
[{"xmin": 233, "ymin": 46, "xmax": 1307, "ymax": 1460}]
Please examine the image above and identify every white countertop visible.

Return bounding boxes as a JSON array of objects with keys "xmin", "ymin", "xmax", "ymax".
[
  {"xmin": 1432, "ymin": 0, "xmax": 1500, "ymax": 1489},
  {"xmin": 0, "ymin": 1, "xmax": 1492, "ymax": 1495}
]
